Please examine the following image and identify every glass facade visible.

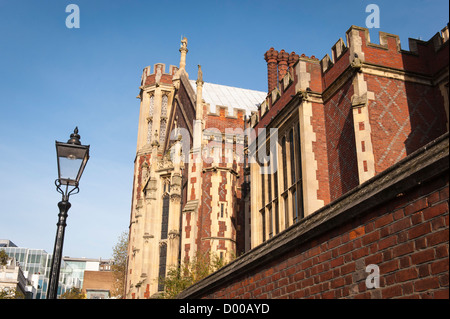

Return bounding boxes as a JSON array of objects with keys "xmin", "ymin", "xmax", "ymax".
[
  {"xmin": 1, "ymin": 241, "xmax": 113, "ymax": 299},
  {"xmin": 1, "ymin": 246, "xmax": 74, "ymax": 299}
]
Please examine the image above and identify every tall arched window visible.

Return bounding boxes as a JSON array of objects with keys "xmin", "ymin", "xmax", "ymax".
[
  {"xmin": 158, "ymin": 179, "xmax": 170, "ymax": 291},
  {"xmin": 161, "ymin": 194, "xmax": 170, "ymax": 239},
  {"xmin": 157, "ymin": 242, "xmax": 167, "ymax": 292},
  {"xmin": 159, "ymin": 95, "xmax": 168, "ymax": 146},
  {"xmin": 147, "ymin": 95, "xmax": 154, "ymax": 144}
]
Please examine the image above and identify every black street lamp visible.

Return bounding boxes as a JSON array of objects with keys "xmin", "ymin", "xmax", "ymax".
[{"xmin": 47, "ymin": 127, "xmax": 90, "ymax": 299}]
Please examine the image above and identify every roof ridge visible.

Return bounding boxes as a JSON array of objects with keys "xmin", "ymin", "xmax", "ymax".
[
  {"xmin": 188, "ymin": 79, "xmax": 266, "ymax": 94},
  {"xmin": 188, "ymin": 79, "xmax": 265, "ymax": 116}
]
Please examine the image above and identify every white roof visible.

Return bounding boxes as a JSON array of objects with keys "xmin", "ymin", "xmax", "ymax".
[{"xmin": 189, "ymin": 80, "xmax": 266, "ymax": 116}]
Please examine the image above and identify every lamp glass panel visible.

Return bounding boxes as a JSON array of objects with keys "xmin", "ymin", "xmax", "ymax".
[
  {"xmin": 59, "ymin": 157, "xmax": 83, "ymax": 182},
  {"xmin": 56, "ymin": 143, "xmax": 88, "ymax": 184}
]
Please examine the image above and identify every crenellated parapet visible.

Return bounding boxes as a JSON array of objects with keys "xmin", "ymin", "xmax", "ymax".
[
  {"xmin": 140, "ymin": 63, "xmax": 179, "ymax": 88},
  {"xmin": 255, "ymin": 24, "xmax": 449, "ymax": 129}
]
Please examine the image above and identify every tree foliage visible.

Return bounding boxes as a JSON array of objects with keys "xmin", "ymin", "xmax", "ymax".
[
  {"xmin": 59, "ymin": 287, "xmax": 85, "ymax": 299},
  {"xmin": 0, "ymin": 250, "xmax": 25, "ymax": 299},
  {"xmin": 0, "ymin": 249, "xmax": 8, "ymax": 266},
  {"xmin": 160, "ymin": 251, "xmax": 233, "ymax": 299},
  {"xmin": 111, "ymin": 231, "xmax": 128, "ymax": 298},
  {"xmin": 0, "ymin": 288, "xmax": 24, "ymax": 299}
]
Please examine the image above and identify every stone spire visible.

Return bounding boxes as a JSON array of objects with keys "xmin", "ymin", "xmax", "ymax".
[
  {"xmin": 195, "ymin": 65, "xmax": 204, "ymax": 121},
  {"xmin": 179, "ymin": 37, "xmax": 188, "ymax": 70},
  {"xmin": 193, "ymin": 65, "xmax": 204, "ymax": 150}
]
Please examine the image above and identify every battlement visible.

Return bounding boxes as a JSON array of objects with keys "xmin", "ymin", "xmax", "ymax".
[
  {"xmin": 140, "ymin": 63, "xmax": 179, "ymax": 87},
  {"xmin": 256, "ymin": 24, "xmax": 449, "ymax": 128},
  {"xmin": 319, "ymin": 24, "xmax": 449, "ymax": 78}
]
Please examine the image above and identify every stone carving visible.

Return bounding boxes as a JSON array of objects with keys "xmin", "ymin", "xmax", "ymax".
[
  {"xmin": 196, "ymin": 65, "xmax": 203, "ymax": 85},
  {"xmin": 155, "ymin": 64, "xmax": 162, "ymax": 85},
  {"xmin": 350, "ymin": 53, "xmax": 363, "ymax": 72},
  {"xmin": 168, "ymin": 230, "xmax": 180, "ymax": 239},
  {"xmin": 180, "ymin": 37, "xmax": 187, "ymax": 50}
]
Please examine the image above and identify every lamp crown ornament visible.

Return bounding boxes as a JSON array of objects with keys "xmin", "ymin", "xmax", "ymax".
[{"xmin": 67, "ymin": 127, "xmax": 81, "ymax": 145}]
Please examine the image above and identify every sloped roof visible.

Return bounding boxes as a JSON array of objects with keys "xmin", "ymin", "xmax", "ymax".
[{"xmin": 189, "ymin": 80, "xmax": 266, "ymax": 116}]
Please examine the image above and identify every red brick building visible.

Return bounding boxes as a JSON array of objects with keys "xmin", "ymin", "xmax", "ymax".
[
  {"xmin": 177, "ymin": 24, "xmax": 449, "ymax": 299},
  {"xmin": 126, "ymin": 23, "xmax": 449, "ymax": 299},
  {"xmin": 249, "ymin": 24, "xmax": 449, "ymax": 248}
]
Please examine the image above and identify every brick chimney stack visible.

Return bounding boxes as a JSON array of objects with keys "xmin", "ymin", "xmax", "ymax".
[
  {"xmin": 277, "ymin": 49, "xmax": 289, "ymax": 80},
  {"xmin": 264, "ymin": 48, "xmax": 279, "ymax": 92},
  {"xmin": 288, "ymin": 51, "xmax": 300, "ymax": 75}
]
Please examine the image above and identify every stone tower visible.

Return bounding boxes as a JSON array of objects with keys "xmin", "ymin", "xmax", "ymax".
[{"xmin": 125, "ymin": 38, "xmax": 267, "ymax": 298}]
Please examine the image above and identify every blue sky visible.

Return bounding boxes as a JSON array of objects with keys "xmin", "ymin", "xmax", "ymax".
[{"xmin": 0, "ymin": 0, "xmax": 448, "ymax": 259}]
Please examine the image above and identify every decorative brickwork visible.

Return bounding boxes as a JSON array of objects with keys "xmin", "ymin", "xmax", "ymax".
[{"xmin": 178, "ymin": 134, "xmax": 449, "ymax": 299}]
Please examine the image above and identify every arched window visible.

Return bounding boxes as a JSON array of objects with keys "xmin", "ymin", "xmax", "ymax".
[
  {"xmin": 147, "ymin": 95, "xmax": 154, "ymax": 144},
  {"xmin": 157, "ymin": 242, "xmax": 167, "ymax": 292},
  {"xmin": 158, "ymin": 178, "xmax": 170, "ymax": 292},
  {"xmin": 159, "ymin": 95, "xmax": 168, "ymax": 146},
  {"xmin": 161, "ymin": 194, "xmax": 170, "ymax": 240}
]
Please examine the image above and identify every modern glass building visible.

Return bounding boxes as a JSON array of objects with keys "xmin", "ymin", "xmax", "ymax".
[
  {"xmin": 1, "ymin": 240, "xmax": 113, "ymax": 299},
  {"xmin": 0, "ymin": 240, "xmax": 74, "ymax": 299}
]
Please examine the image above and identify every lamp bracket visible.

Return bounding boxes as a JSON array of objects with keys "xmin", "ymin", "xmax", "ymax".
[{"xmin": 55, "ymin": 179, "xmax": 79, "ymax": 201}]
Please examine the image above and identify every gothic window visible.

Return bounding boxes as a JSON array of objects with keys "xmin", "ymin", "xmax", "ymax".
[
  {"xmin": 281, "ymin": 136, "xmax": 287, "ymax": 191},
  {"xmin": 158, "ymin": 187, "xmax": 170, "ymax": 292},
  {"xmin": 220, "ymin": 203, "xmax": 225, "ymax": 218},
  {"xmin": 274, "ymin": 200, "xmax": 279, "ymax": 234},
  {"xmin": 268, "ymin": 206, "xmax": 273, "ymax": 239},
  {"xmin": 289, "ymin": 129, "xmax": 296, "ymax": 185},
  {"xmin": 147, "ymin": 95, "xmax": 154, "ymax": 144},
  {"xmin": 159, "ymin": 95, "xmax": 168, "ymax": 147},
  {"xmin": 272, "ymin": 142, "xmax": 279, "ymax": 236},
  {"xmin": 161, "ymin": 194, "xmax": 170, "ymax": 240},
  {"xmin": 261, "ymin": 166, "xmax": 265, "ymax": 207},
  {"xmin": 284, "ymin": 196, "xmax": 289, "ymax": 229},
  {"xmin": 296, "ymin": 122, "xmax": 304, "ymax": 220},
  {"xmin": 157, "ymin": 242, "xmax": 167, "ymax": 291},
  {"xmin": 261, "ymin": 209, "xmax": 266, "ymax": 242},
  {"xmin": 286, "ymin": 125, "xmax": 304, "ymax": 224},
  {"xmin": 267, "ymin": 165, "xmax": 272, "ymax": 202},
  {"xmin": 258, "ymin": 130, "xmax": 281, "ymax": 241},
  {"xmin": 255, "ymin": 119, "xmax": 304, "ymax": 243}
]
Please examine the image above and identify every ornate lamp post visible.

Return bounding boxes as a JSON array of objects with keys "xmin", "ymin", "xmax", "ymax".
[{"xmin": 47, "ymin": 127, "xmax": 90, "ymax": 299}]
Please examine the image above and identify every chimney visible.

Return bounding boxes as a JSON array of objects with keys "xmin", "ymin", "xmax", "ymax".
[
  {"xmin": 264, "ymin": 48, "xmax": 279, "ymax": 92},
  {"xmin": 288, "ymin": 51, "xmax": 300, "ymax": 75},
  {"xmin": 277, "ymin": 49, "xmax": 289, "ymax": 80}
]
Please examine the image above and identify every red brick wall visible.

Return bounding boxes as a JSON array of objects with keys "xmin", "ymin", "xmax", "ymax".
[
  {"xmin": 178, "ymin": 135, "xmax": 449, "ymax": 299},
  {"xmin": 311, "ymin": 101, "xmax": 330, "ymax": 204},
  {"xmin": 197, "ymin": 170, "xmax": 212, "ymax": 254},
  {"xmin": 324, "ymin": 80, "xmax": 359, "ymax": 200},
  {"xmin": 322, "ymin": 50, "xmax": 350, "ymax": 88},
  {"xmin": 82, "ymin": 271, "xmax": 115, "ymax": 296},
  {"xmin": 367, "ymin": 75, "xmax": 448, "ymax": 174},
  {"xmin": 184, "ymin": 105, "xmax": 247, "ymax": 261}
]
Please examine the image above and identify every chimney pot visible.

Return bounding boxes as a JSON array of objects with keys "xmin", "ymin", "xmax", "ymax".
[
  {"xmin": 264, "ymin": 48, "xmax": 279, "ymax": 92},
  {"xmin": 277, "ymin": 49, "xmax": 289, "ymax": 80}
]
